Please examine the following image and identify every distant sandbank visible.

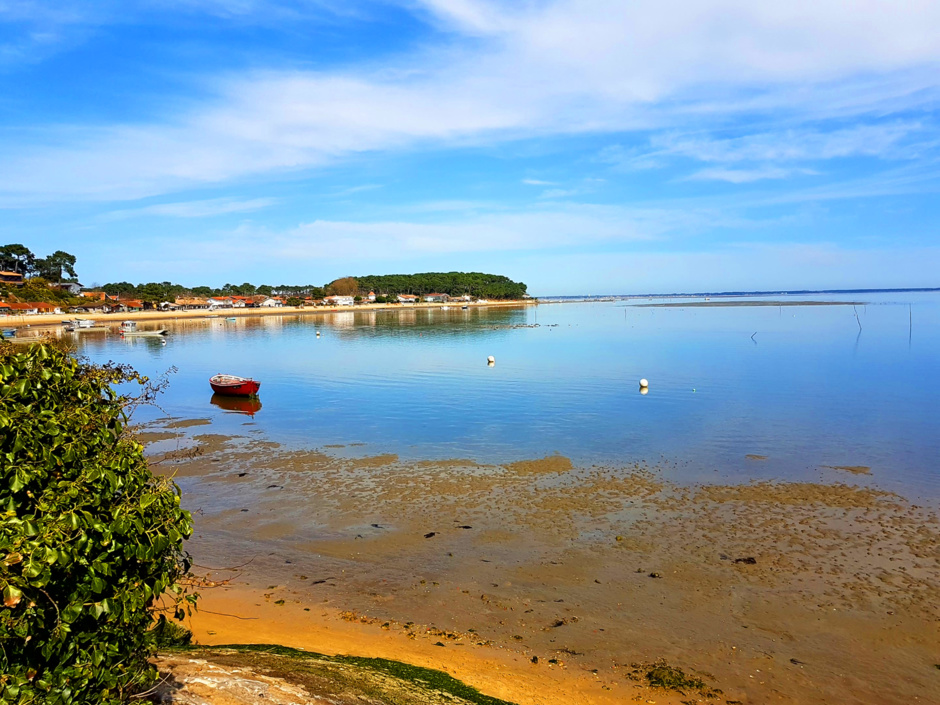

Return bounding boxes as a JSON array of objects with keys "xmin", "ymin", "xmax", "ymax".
[{"xmin": 635, "ymin": 300, "xmax": 866, "ymax": 308}]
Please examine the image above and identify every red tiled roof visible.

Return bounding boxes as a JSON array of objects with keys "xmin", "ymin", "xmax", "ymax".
[{"xmin": 8, "ymin": 302, "xmax": 56, "ymax": 310}]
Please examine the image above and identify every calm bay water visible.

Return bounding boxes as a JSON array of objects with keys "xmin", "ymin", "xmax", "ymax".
[{"xmin": 74, "ymin": 292, "xmax": 940, "ymax": 498}]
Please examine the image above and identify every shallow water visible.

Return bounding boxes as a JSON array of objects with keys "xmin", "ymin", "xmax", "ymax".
[{"xmin": 75, "ymin": 291, "xmax": 940, "ymax": 498}]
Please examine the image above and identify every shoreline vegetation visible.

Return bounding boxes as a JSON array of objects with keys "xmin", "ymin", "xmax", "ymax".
[{"xmin": 155, "ymin": 643, "xmax": 524, "ymax": 705}]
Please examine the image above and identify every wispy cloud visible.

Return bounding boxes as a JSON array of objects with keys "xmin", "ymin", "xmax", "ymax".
[
  {"xmin": 652, "ymin": 122, "xmax": 926, "ymax": 164},
  {"xmin": 538, "ymin": 188, "xmax": 579, "ymax": 199},
  {"xmin": 101, "ymin": 197, "xmax": 277, "ymax": 220},
  {"xmin": 2, "ymin": 0, "xmax": 940, "ymax": 203},
  {"xmin": 685, "ymin": 166, "xmax": 817, "ymax": 183},
  {"xmin": 327, "ymin": 184, "xmax": 383, "ymax": 197},
  {"xmin": 522, "ymin": 178, "xmax": 556, "ymax": 186}
]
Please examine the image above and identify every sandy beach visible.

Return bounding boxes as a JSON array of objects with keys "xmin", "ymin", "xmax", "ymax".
[
  {"xmin": 138, "ymin": 425, "xmax": 940, "ymax": 705},
  {"xmin": 1, "ymin": 299, "xmax": 535, "ymax": 330}
]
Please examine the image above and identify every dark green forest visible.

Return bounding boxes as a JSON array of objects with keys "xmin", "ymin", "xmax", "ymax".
[{"xmin": 354, "ymin": 272, "xmax": 527, "ymax": 299}]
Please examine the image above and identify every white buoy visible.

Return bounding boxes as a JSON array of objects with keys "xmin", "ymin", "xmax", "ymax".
[
  {"xmin": 316, "ymin": 331, "xmax": 320, "ymax": 337},
  {"xmin": 487, "ymin": 355, "xmax": 495, "ymax": 363},
  {"xmin": 639, "ymin": 378, "xmax": 649, "ymax": 388}
]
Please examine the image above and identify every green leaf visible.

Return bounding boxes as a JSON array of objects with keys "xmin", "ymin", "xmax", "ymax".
[{"xmin": 3, "ymin": 584, "xmax": 23, "ymax": 608}]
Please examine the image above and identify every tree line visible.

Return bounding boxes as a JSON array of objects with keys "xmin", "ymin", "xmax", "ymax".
[
  {"xmin": 0, "ymin": 243, "xmax": 528, "ymax": 303},
  {"xmin": 101, "ymin": 272, "xmax": 527, "ymax": 303},
  {"xmin": 351, "ymin": 272, "xmax": 528, "ymax": 299},
  {"xmin": 0, "ymin": 243, "xmax": 78, "ymax": 282}
]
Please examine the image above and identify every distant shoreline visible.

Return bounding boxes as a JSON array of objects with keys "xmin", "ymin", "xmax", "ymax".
[
  {"xmin": 536, "ymin": 286, "xmax": 939, "ymax": 301},
  {"xmin": 635, "ymin": 300, "xmax": 866, "ymax": 308},
  {"xmin": 2, "ymin": 299, "xmax": 535, "ymax": 329}
]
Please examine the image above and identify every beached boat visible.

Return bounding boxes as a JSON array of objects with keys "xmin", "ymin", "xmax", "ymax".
[
  {"xmin": 119, "ymin": 321, "xmax": 167, "ymax": 337},
  {"xmin": 1, "ymin": 328, "xmax": 16, "ymax": 338},
  {"xmin": 209, "ymin": 374, "xmax": 261, "ymax": 397}
]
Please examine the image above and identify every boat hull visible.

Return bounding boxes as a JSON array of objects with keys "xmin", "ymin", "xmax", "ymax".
[{"xmin": 209, "ymin": 375, "xmax": 261, "ymax": 397}]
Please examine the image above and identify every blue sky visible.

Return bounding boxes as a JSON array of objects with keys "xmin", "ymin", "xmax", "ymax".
[{"xmin": 1, "ymin": 0, "xmax": 938, "ymax": 295}]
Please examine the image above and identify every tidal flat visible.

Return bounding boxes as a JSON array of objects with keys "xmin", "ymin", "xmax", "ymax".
[
  {"xmin": 88, "ymin": 295, "xmax": 940, "ymax": 702},
  {"xmin": 143, "ymin": 426, "xmax": 940, "ymax": 705}
]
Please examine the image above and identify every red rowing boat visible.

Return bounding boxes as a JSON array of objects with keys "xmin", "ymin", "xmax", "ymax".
[{"xmin": 209, "ymin": 374, "xmax": 261, "ymax": 397}]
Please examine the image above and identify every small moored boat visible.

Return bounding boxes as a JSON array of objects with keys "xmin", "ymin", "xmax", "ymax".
[
  {"xmin": 209, "ymin": 374, "xmax": 261, "ymax": 397},
  {"xmin": 120, "ymin": 321, "xmax": 167, "ymax": 336}
]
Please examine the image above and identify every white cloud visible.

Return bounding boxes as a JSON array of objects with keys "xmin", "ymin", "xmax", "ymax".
[
  {"xmin": 2, "ymin": 0, "xmax": 940, "ymax": 202},
  {"xmin": 653, "ymin": 122, "xmax": 924, "ymax": 164},
  {"xmin": 328, "ymin": 184, "xmax": 383, "ymax": 197},
  {"xmin": 101, "ymin": 196, "xmax": 278, "ymax": 220},
  {"xmin": 139, "ymin": 202, "xmax": 743, "ymax": 274},
  {"xmin": 685, "ymin": 166, "xmax": 816, "ymax": 183},
  {"xmin": 538, "ymin": 188, "xmax": 578, "ymax": 199},
  {"xmin": 522, "ymin": 178, "xmax": 556, "ymax": 185}
]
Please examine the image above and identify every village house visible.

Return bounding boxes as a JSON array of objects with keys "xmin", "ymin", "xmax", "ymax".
[
  {"xmin": 7, "ymin": 302, "xmax": 61, "ymax": 315},
  {"xmin": 51, "ymin": 282, "xmax": 84, "ymax": 295},
  {"xmin": 325, "ymin": 295, "xmax": 355, "ymax": 306},
  {"xmin": 79, "ymin": 291, "xmax": 118, "ymax": 301},
  {"xmin": 258, "ymin": 297, "xmax": 283, "ymax": 308},
  {"xmin": 116, "ymin": 300, "xmax": 143, "ymax": 312},
  {"xmin": 207, "ymin": 297, "xmax": 234, "ymax": 309},
  {"xmin": 174, "ymin": 296, "xmax": 209, "ymax": 310},
  {"xmin": 397, "ymin": 294, "xmax": 419, "ymax": 304},
  {"xmin": 0, "ymin": 271, "xmax": 24, "ymax": 286},
  {"xmin": 68, "ymin": 301, "xmax": 110, "ymax": 314},
  {"xmin": 366, "ymin": 291, "xmax": 376, "ymax": 302},
  {"xmin": 423, "ymin": 293, "xmax": 449, "ymax": 303},
  {"xmin": 0, "ymin": 303, "xmax": 11, "ymax": 315}
]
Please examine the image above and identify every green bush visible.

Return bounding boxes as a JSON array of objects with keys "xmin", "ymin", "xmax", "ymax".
[{"xmin": 0, "ymin": 342, "xmax": 196, "ymax": 704}]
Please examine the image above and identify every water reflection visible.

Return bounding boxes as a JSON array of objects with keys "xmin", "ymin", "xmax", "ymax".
[
  {"xmin": 210, "ymin": 394, "xmax": 262, "ymax": 416},
  {"xmin": 72, "ymin": 297, "xmax": 940, "ymax": 498}
]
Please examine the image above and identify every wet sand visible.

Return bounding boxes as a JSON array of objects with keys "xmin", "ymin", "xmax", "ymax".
[{"xmin": 144, "ymin": 424, "xmax": 940, "ymax": 704}]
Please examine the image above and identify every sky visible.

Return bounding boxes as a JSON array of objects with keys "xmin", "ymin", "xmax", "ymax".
[{"xmin": 1, "ymin": 0, "xmax": 939, "ymax": 295}]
